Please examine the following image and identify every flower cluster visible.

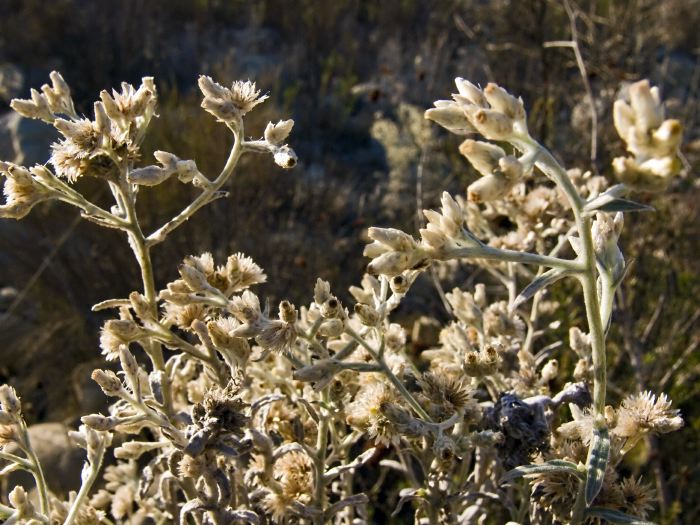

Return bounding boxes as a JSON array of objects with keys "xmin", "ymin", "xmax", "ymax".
[
  {"xmin": 613, "ymin": 80, "xmax": 683, "ymax": 191},
  {"xmin": 0, "ymin": 70, "xmax": 686, "ymax": 525}
]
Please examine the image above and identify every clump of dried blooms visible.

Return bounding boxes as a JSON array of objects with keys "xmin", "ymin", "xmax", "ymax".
[{"xmin": 0, "ymin": 67, "xmax": 686, "ymax": 525}]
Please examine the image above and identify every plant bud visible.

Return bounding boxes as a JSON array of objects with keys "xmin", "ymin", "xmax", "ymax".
[
  {"xmin": 279, "ymin": 300, "xmax": 297, "ymax": 324},
  {"xmin": 82, "ymin": 413, "xmax": 119, "ymax": 431},
  {"xmin": 293, "ymin": 359, "xmax": 342, "ymax": 385},
  {"xmin": 467, "ymin": 173, "xmax": 509, "ymax": 203},
  {"xmin": 9, "ymin": 486, "xmax": 32, "ymax": 516},
  {"xmin": 129, "ymin": 291, "xmax": 153, "ymax": 320},
  {"xmin": 0, "ymin": 385, "xmax": 21, "ymax": 415},
  {"xmin": 459, "ymin": 139, "xmax": 505, "ymax": 176},
  {"xmin": 474, "ymin": 283, "xmax": 486, "ymax": 307},
  {"xmin": 368, "ymin": 227, "xmax": 417, "ymax": 252},
  {"xmin": 175, "ymin": 159, "xmax": 200, "ymax": 183},
  {"xmin": 318, "ymin": 318, "xmax": 344, "ymax": 337},
  {"xmin": 264, "ymin": 119, "xmax": 294, "ymax": 145},
  {"xmin": 114, "ymin": 441, "xmax": 156, "ymax": 460},
  {"xmin": 540, "ymin": 359, "xmax": 559, "ymax": 383},
  {"xmin": 128, "ymin": 165, "xmax": 172, "ymax": 186},
  {"xmin": 454, "ymin": 77, "xmax": 487, "ymax": 107},
  {"xmin": 390, "ymin": 274, "xmax": 410, "ymax": 294},
  {"xmin": 498, "ymin": 155, "xmax": 523, "ymax": 181},
  {"xmin": 629, "ymin": 80, "xmax": 664, "ymax": 133},
  {"xmin": 465, "ymin": 107, "xmax": 514, "ymax": 141},
  {"xmin": 355, "ymin": 303, "xmax": 381, "ymax": 326},
  {"xmin": 49, "ymin": 71, "xmax": 71, "ymax": 98},
  {"xmin": 483, "ymin": 83, "xmax": 525, "ymax": 121},
  {"xmin": 91, "ymin": 369, "xmax": 124, "ymax": 396},
  {"xmin": 321, "ymin": 297, "xmax": 341, "ymax": 319},
  {"xmin": 424, "ymin": 103, "xmax": 475, "ymax": 135},
  {"xmin": 367, "ymin": 251, "xmax": 411, "ymax": 277},
  {"xmin": 153, "ymin": 150, "xmax": 179, "ymax": 170},
  {"xmin": 105, "ymin": 319, "xmax": 139, "ymax": 340},
  {"xmin": 93, "ymin": 101, "xmax": 111, "ymax": 137},
  {"xmin": 119, "ymin": 346, "xmax": 139, "ymax": 378},
  {"xmin": 273, "ymin": 145, "xmax": 297, "ymax": 168},
  {"xmin": 179, "ymin": 264, "xmax": 211, "ymax": 292},
  {"xmin": 100, "ymin": 90, "xmax": 122, "ymax": 122},
  {"xmin": 314, "ymin": 278, "xmax": 332, "ymax": 304}
]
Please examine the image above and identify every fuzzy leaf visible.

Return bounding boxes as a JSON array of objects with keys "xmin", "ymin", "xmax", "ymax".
[
  {"xmin": 510, "ymin": 268, "xmax": 570, "ymax": 311},
  {"xmin": 585, "ymin": 426, "xmax": 610, "ymax": 505},
  {"xmin": 585, "ymin": 507, "xmax": 656, "ymax": 525},
  {"xmin": 595, "ymin": 198, "xmax": 654, "ymax": 213},
  {"xmin": 501, "ymin": 459, "xmax": 583, "ymax": 483}
]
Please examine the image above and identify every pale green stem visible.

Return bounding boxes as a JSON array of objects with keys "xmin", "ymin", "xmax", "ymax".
[
  {"xmin": 518, "ymin": 136, "xmax": 608, "ymax": 418},
  {"xmin": 517, "ymin": 136, "xmax": 609, "ymax": 523},
  {"xmin": 345, "ymin": 327, "xmax": 432, "ymax": 422},
  {"xmin": 146, "ymin": 124, "xmax": 244, "ymax": 246},
  {"xmin": 445, "ymin": 244, "xmax": 583, "ymax": 272},
  {"xmin": 63, "ymin": 439, "xmax": 108, "ymax": 525},
  {"xmin": 312, "ymin": 387, "xmax": 330, "ymax": 525},
  {"xmin": 18, "ymin": 421, "xmax": 49, "ymax": 517}
]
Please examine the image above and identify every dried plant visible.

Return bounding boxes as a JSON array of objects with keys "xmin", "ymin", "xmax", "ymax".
[{"xmin": 0, "ymin": 68, "xmax": 686, "ymax": 525}]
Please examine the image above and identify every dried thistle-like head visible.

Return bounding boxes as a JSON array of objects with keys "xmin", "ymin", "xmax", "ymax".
[
  {"xmin": 614, "ymin": 391, "xmax": 683, "ymax": 438},
  {"xmin": 262, "ymin": 451, "xmax": 314, "ymax": 521},
  {"xmin": 0, "ymin": 163, "xmax": 51, "ymax": 219},
  {"xmin": 198, "ymin": 75, "xmax": 268, "ymax": 122},
  {"xmin": 419, "ymin": 370, "xmax": 477, "ymax": 420},
  {"xmin": 346, "ymin": 380, "xmax": 402, "ymax": 446}
]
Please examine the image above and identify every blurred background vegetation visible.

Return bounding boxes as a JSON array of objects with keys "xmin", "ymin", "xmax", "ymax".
[{"xmin": 0, "ymin": 0, "xmax": 698, "ymax": 522}]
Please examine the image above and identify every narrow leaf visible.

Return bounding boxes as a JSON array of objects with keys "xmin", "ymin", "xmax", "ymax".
[
  {"xmin": 585, "ymin": 427, "xmax": 610, "ymax": 505},
  {"xmin": 501, "ymin": 459, "xmax": 583, "ymax": 483},
  {"xmin": 586, "ymin": 507, "xmax": 656, "ymax": 525},
  {"xmin": 587, "ymin": 198, "xmax": 654, "ymax": 214},
  {"xmin": 510, "ymin": 269, "xmax": 569, "ymax": 311},
  {"xmin": 92, "ymin": 298, "xmax": 130, "ymax": 311}
]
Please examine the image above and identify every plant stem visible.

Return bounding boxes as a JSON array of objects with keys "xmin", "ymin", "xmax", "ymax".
[
  {"xmin": 445, "ymin": 244, "xmax": 583, "ymax": 272},
  {"xmin": 63, "ymin": 439, "xmax": 108, "ymax": 525},
  {"xmin": 18, "ymin": 421, "xmax": 49, "ymax": 517},
  {"xmin": 146, "ymin": 125, "xmax": 244, "ymax": 246},
  {"xmin": 313, "ymin": 387, "xmax": 330, "ymax": 525},
  {"xmin": 520, "ymin": 136, "xmax": 609, "ymax": 522},
  {"xmin": 345, "ymin": 327, "xmax": 432, "ymax": 422}
]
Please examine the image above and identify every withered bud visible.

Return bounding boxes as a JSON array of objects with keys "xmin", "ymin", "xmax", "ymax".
[
  {"xmin": 321, "ymin": 297, "xmax": 341, "ymax": 319},
  {"xmin": 129, "ymin": 291, "xmax": 153, "ymax": 320},
  {"xmin": 82, "ymin": 413, "xmax": 120, "ymax": 431},
  {"xmin": 318, "ymin": 318, "xmax": 344, "ymax": 337},
  {"xmin": 540, "ymin": 359, "xmax": 559, "ymax": 383},
  {"xmin": 119, "ymin": 346, "xmax": 140, "ymax": 378},
  {"xmin": 179, "ymin": 264, "xmax": 212, "ymax": 292},
  {"xmin": 293, "ymin": 359, "xmax": 342, "ymax": 385},
  {"xmin": 0, "ymin": 385, "xmax": 21, "ymax": 415},
  {"xmin": 273, "ymin": 145, "xmax": 297, "ymax": 169},
  {"xmin": 91, "ymin": 369, "xmax": 124, "ymax": 396},
  {"xmin": 105, "ymin": 319, "xmax": 140, "ymax": 341},
  {"xmin": 9, "ymin": 485, "xmax": 33, "ymax": 516},
  {"xmin": 114, "ymin": 441, "xmax": 158, "ymax": 460},
  {"xmin": 279, "ymin": 300, "xmax": 297, "ymax": 324},
  {"xmin": 128, "ymin": 165, "xmax": 172, "ymax": 186},
  {"xmin": 355, "ymin": 303, "xmax": 381, "ymax": 326},
  {"xmin": 390, "ymin": 274, "xmax": 410, "ymax": 294},
  {"xmin": 264, "ymin": 119, "xmax": 294, "ymax": 145}
]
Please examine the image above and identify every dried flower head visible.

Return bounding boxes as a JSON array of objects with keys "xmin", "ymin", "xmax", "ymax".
[
  {"xmin": 346, "ymin": 380, "xmax": 402, "ymax": 446},
  {"xmin": 262, "ymin": 451, "xmax": 314, "ymax": 521},
  {"xmin": 614, "ymin": 391, "xmax": 683, "ymax": 438},
  {"xmin": 0, "ymin": 163, "xmax": 51, "ymax": 219},
  {"xmin": 199, "ymin": 75, "xmax": 268, "ymax": 122}
]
